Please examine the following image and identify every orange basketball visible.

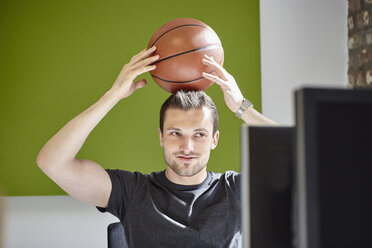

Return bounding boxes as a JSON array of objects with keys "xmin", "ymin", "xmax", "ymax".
[{"xmin": 148, "ymin": 18, "xmax": 224, "ymax": 93}]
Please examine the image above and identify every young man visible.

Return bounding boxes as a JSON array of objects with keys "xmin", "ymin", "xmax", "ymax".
[{"xmin": 36, "ymin": 46, "xmax": 276, "ymax": 247}]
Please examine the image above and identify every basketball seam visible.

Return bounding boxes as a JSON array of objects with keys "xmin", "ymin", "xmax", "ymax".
[
  {"xmin": 151, "ymin": 43, "xmax": 222, "ymax": 66},
  {"xmin": 150, "ymin": 24, "xmax": 212, "ymax": 47},
  {"xmin": 151, "ymin": 53, "xmax": 224, "ymax": 83},
  {"xmin": 151, "ymin": 71, "xmax": 215, "ymax": 84}
]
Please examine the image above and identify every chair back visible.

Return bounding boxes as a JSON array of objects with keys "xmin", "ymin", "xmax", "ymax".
[{"xmin": 108, "ymin": 222, "xmax": 128, "ymax": 248}]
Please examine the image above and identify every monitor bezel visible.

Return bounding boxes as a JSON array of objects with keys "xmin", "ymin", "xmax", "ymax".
[{"xmin": 295, "ymin": 87, "xmax": 372, "ymax": 248}]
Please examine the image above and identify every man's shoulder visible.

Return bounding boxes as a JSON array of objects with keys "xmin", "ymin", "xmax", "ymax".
[
  {"xmin": 207, "ymin": 171, "xmax": 241, "ymax": 197},
  {"xmin": 209, "ymin": 170, "xmax": 240, "ymax": 178},
  {"xmin": 105, "ymin": 169, "xmax": 154, "ymax": 182},
  {"xmin": 209, "ymin": 170, "xmax": 240, "ymax": 184},
  {"xmin": 105, "ymin": 169, "xmax": 166, "ymax": 187}
]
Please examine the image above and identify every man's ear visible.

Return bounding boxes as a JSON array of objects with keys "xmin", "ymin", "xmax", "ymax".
[
  {"xmin": 211, "ymin": 130, "xmax": 219, "ymax": 150},
  {"xmin": 158, "ymin": 128, "xmax": 164, "ymax": 147}
]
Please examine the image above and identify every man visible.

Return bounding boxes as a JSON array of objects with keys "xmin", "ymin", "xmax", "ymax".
[{"xmin": 36, "ymin": 46, "xmax": 276, "ymax": 247}]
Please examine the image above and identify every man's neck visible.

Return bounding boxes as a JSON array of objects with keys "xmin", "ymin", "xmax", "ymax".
[{"xmin": 165, "ymin": 168, "xmax": 207, "ymax": 185}]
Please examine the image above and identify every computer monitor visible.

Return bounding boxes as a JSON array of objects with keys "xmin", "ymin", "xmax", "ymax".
[
  {"xmin": 241, "ymin": 126, "xmax": 295, "ymax": 248},
  {"xmin": 295, "ymin": 88, "xmax": 372, "ymax": 248}
]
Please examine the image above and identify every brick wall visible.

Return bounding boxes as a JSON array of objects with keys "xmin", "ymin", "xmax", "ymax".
[{"xmin": 348, "ymin": 0, "xmax": 372, "ymax": 87}]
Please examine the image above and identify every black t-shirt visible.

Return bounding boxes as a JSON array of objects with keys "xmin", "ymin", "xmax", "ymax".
[{"xmin": 97, "ymin": 169, "xmax": 241, "ymax": 247}]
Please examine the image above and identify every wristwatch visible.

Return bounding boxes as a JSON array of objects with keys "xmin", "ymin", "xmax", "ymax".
[{"xmin": 235, "ymin": 98, "xmax": 253, "ymax": 119}]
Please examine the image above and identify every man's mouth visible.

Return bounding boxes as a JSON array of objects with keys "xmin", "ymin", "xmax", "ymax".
[{"xmin": 176, "ymin": 155, "xmax": 197, "ymax": 161}]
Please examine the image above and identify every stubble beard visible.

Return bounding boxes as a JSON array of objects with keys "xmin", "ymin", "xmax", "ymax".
[{"xmin": 164, "ymin": 151, "xmax": 208, "ymax": 177}]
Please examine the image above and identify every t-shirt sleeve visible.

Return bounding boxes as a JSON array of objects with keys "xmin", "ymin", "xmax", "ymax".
[
  {"xmin": 96, "ymin": 169, "xmax": 144, "ymax": 220},
  {"xmin": 225, "ymin": 171, "xmax": 241, "ymax": 197}
]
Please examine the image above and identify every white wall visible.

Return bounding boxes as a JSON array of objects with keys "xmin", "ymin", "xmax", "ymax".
[
  {"xmin": 1, "ymin": 1, "xmax": 348, "ymax": 247},
  {"xmin": 260, "ymin": 0, "xmax": 348, "ymax": 125},
  {"xmin": 2, "ymin": 196, "xmax": 117, "ymax": 248}
]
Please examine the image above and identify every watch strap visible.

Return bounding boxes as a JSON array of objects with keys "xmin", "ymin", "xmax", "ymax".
[{"xmin": 235, "ymin": 98, "xmax": 253, "ymax": 119}]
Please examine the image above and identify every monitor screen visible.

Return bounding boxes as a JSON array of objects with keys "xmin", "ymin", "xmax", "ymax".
[
  {"xmin": 241, "ymin": 126, "xmax": 295, "ymax": 248},
  {"xmin": 295, "ymin": 88, "xmax": 372, "ymax": 248}
]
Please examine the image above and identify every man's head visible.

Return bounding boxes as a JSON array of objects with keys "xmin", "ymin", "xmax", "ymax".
[
  {"xmin": 159, "ymin": 91, "xmax": 219, "ymax": 135},
  {"xmin": 158, "ymin": 91, "xmax": 220, "ymax": 184}
]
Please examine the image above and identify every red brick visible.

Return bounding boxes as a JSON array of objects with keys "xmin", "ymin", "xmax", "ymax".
[
  {"xmin": 348, "ymin": 34, "xmax": 363, "ymax": 49},
  {"xmin": 366, "ymin": 28, "xmax": 372, "ymax": 44},
  {"xmin": 357, "ymin": 10, "xmax": 370, "ymax": 28},
  {"xmin": 348, "ymin": 16, "xmax": 355, "ymax": 31},
  {"xmin": 349, "ymin": 0, "xmax": 361, "ymax": 12},
  {"xmin": 356, "ymin": 70, "xmax": 365, "ymax": 86},
  {"xmin": 365, "ymin": 69, "xmax": 372, "ymax": 84},
  {"xmin": 349, "ymin": 53, "xmax": 355, "ymax": 67},
  {"xmin": 358, "ymin": 48, "xmax": 372, "ymax": 65},
  {"xmin": 348, "ymin": 71, "xmax": 356, "ymax": 87}
]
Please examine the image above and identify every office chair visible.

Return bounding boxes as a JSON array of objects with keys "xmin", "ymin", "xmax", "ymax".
[{"xmin": 107, "ymin": 222, "xmax": 128, "ymax": 248}]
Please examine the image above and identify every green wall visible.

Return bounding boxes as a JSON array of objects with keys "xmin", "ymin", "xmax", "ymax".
[{"xmin": 0, "ymin": 0, "xmax": 261, "ymax": 196}]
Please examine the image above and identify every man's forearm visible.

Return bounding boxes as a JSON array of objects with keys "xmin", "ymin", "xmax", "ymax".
[
  {"xmin": 37, "ymin": 89, "xmax": 121, "ymax": 168},
  {"xmin": 241, "ymin": 107, "xmax": 278, "ymax": 126}
]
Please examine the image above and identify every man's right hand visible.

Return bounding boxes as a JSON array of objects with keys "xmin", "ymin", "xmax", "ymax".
[{"xmin": 110, "ymin": 46, "xmax": 159, "ymax": 100}]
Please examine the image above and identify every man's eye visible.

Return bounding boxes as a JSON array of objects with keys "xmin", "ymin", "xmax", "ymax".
[
  {"xmin": 171, "ymin": 132, "xmax": 181, "ymax": 136},
  {"xmin": 195, "ymin": 133, "xmax": 206, "ymax": 138}
]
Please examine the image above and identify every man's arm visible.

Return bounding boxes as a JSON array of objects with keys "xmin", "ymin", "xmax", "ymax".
[
  {"xmin": 201, "ymin": 54, "xmax": 278, "ymax": 126},
  {"xmin": 36, "ymin": 46, "xmax": 159, "ymax": 208},
  {"xmin": 239, "ymin": 105, "xmax": 278, "ymax": 126}
]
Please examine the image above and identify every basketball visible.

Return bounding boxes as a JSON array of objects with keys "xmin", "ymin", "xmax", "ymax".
[{"xmin": 147, "ymin": 18, "xmax": 224, "ymax": 93}]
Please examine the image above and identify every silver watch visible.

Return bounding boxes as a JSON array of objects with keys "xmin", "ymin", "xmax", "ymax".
[{"xmin": 235, "ymin": 98, "xmax": 253, "ymax": 119}]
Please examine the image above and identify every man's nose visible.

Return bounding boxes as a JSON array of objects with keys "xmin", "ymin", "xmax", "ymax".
[{"xmin": 180, "ymin": 137, "xmax": 194, "ymax": 153}]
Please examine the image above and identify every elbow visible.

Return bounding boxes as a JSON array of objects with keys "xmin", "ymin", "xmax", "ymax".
[
  {"xmin": 36, "ymin": 148, "xmax": 52, "ymax": 171},
  {"xmin": 36, "ymin": 151, "xmax": 57, "ymax": 176},
  {"xmin": 36, "ymin": 150, "xmax": 74, "ymax": 173},
  {"xmin": 36, "ymin": 151, "xmax": 47, "ymax": 169}
]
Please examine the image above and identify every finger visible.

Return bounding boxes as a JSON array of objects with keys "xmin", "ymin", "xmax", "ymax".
[
  {"xmin": 133, "ymin": 46, "xmax": 156, "ymax": 60},
  {"xmin": 204, "ymin": 54, "xmax": 220, "ymax": 64},
  {"xmin": 202, "ymin": 72, "xmax": 226, "ymax": 87},
  {"xmin": 133, "ymin": 64, "xmax": 156, "ymax": 77},
  {"xmin": 129, "ymin": 46, "xmax": 155, "ymax": 65},
  {"xmin": 131, "ymin": 54, "xmax": 159, "ymax": 71},
  {"xmin": 129, "ymin": 46, "xmax": 157, "ymax": 65},
  {"xmin": 202, "ymin": 56, "xmax": 227, "ymax": 80},
  {"xmin": 202, "ymin": 56, "xmax": 225, "ymax": 72},
  {"xmin": 133, "ymin": 79, "xmax": 147, "ymax": 90},
  {"xmin": 202, "ymin": 69, "xmax": 227, "ymax": 87},
  {"xmin": 204, "ymin": 54, "xmax": 215, "ymax": 61}
]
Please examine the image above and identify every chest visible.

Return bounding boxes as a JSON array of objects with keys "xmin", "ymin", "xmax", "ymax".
[{"xmin": 123, "ymin": 184, "xmax": 241, "ymax": 247}]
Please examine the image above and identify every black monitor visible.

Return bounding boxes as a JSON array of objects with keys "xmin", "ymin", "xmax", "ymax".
[
  {"xmin": 241, "ymin": 126, "xmax": 295, "ymax": 248},
  {"xmin": 295, "ymin": 88, "xmax": 372, "ymax": 248}
]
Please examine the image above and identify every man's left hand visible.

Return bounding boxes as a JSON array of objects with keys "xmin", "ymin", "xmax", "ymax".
[{"xmin": 201, "ymin": 55, "xmax": 244, "ymax": 113}]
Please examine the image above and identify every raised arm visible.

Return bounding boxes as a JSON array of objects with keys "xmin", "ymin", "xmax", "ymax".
[
  {"xmin": 36, "ymin": 46, "xmax": 159, "ymax": 208},
  {"xmin": 201, "ymin": 54, "xmax": 278, "ymax": 126}
]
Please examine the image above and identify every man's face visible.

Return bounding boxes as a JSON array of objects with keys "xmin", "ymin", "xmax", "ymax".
[{"xmin": 158, "ymin": 106, "xmax": 219, "ymax": 178}]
